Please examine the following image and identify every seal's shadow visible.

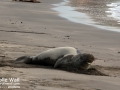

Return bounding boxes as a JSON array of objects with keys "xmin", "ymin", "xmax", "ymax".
[{"xmin": 0, "ymin": 60, "xmax": 108, "ymax": 76}]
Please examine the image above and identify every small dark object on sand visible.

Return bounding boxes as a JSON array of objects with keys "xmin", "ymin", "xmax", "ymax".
[{"xmin": 65, "ymin": 36, "xmax": 70, "ymax": 37}]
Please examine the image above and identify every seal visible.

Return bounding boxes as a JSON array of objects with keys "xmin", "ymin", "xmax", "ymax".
[
  {"xmin": 16, "ymin": 47, "xmax": 79, "ymax": 65},
  {"xmin": 16, "ymin": 47, "xmax": 95, "ymax": 70}
]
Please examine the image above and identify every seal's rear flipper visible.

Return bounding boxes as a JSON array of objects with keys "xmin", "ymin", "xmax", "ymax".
[{"xmin": 15, "ymin": 56, "xmax": 32, "ymax": 64}]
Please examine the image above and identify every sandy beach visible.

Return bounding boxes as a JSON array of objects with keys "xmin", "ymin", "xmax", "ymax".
[{"xmin": 0, "ymin": 0, "xmax": 120, "ymax": 90}]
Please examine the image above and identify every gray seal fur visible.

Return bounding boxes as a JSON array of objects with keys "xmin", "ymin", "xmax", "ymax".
[
  {"xmin": 54, "ymin": 53, "xmax": 95, "ymax": 70},
  {"xmin": 16, "ymin": 47, "xmax": 94, "ymax": 70}
]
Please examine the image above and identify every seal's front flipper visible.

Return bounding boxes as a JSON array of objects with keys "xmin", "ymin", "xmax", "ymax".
[{"xmin": 54, "ymin": 55, "xmax": 73, "ymax": 68}]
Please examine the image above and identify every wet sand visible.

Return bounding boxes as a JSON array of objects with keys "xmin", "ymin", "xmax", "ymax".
[
  {"xmin": 0, "ymin": 0, "xmax": 120, "ymax": 90},
  {"xmin": 69, "ymin": 0, "xmax": 120, "ymax": 29}
]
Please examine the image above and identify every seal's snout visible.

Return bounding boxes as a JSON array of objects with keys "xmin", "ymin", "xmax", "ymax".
[{"xmin": 79, "ymin": 53, "xmax": 95, "ymax": 70}]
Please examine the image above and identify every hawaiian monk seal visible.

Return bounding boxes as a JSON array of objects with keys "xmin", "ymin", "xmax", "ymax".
[{"xmin": 16, "ymin": 47, "xmax": 95, "ymax": 70}]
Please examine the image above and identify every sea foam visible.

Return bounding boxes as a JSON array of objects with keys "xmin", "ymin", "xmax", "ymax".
[{"xmin": 106, "ymin": 2, "xmax": 120, "ymax": 24}]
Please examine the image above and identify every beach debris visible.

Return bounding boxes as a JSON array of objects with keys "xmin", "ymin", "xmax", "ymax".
[
  {"xmin": 0, "ymin": 55, "xmax": 5, "ymax": 58},
  {"xmin": 65, "ymin": 36, "xmax": 70, "ymax": 37},
  {"xmin": 118, "ymin": 52, "xmax": 120, "ymax": 53},
  {"xmin": 65, "ymin": 36, "xmax": 70, "ymax": 39}
]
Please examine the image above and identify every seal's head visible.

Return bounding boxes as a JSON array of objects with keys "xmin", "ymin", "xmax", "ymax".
[{"xmin": 79, "ymin": 53, "xmax": 95, "ymax": 70}]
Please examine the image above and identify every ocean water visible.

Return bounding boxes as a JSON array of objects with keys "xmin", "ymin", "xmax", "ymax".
[
  {"xmin": 106, "ymin": 2, "xmax": 120, "ymax": 23},
  {"xmin": 52, "ymin": 0, "xmax": 120, "ymax": 33}
]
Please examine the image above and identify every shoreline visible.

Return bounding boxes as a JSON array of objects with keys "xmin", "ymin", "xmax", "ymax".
[
  {"xmin": 0, "ymin": 0, "xmax": 120, "ymax": 90},
  {"xmin": 53, "ymin": 0, "xmax": 120, "ymax": 33}
]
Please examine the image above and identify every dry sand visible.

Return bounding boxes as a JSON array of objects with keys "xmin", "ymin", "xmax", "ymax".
[{"xmin": 0, "ymin": 0, "xmax": 120, "ymax": 90}]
